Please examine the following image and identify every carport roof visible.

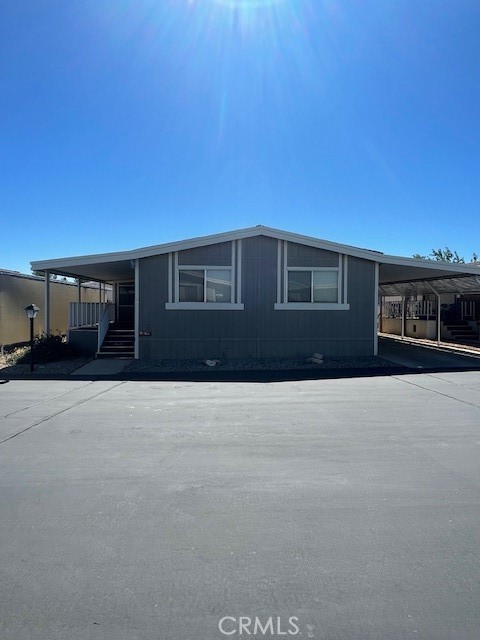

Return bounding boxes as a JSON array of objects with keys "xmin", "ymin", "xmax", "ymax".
[
  {"xmin": 378, "ymin": 258, "xmax": 480, "ymax": 295},
  {"xmin": 379, "ymin": 275, "xmax": 480, "ymax": 296},
  {"xmin": 31, "ymin": 225, "xmax": 480, "ymax": 287}
]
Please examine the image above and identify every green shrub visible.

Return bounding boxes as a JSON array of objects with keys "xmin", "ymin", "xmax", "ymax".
[{"xmin": 8, "ymin": 333, "xmax": 79, "ymax": 364}]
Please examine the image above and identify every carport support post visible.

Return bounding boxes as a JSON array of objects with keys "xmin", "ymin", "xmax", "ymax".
[
  {"xmin": 134, "ymin": 258, "xmax": 139, "ymax": 359},
  {"xmin": 426, "ymin": 282, "xmax": 441, "ymax": 345},
  {"xmin": 436, "ymin": 293, "xmax": 441, "ymax": 345},
  {"xmin": 401, "ymin": 296, "xmax": 405, "ymax": 339},
  {"xmin": 44, "ymin": 270, "xmax": 50, "ymax": 335},
  {"xmin": 373, "ymin": 263, "xmax": 379, "ymax": 355}
]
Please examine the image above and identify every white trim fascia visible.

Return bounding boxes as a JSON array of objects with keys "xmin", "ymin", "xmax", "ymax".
[
  {"xmin": 31, "ymin": 225, "xmax": 480, "ymax": 280},
  {"xmin": 276, "ymin": 240, "xmax": 282, "ymax": 304},
  {"xmin": 231, "ymin": 241, "xmax": 236, "ymax": 303},
  {"xmin": 236, "ymin": 239, "xmax": 242, "ymax": 304},
  {"xmin": 167, "ymin": 253, "xmax": 173, "ymax": 304},
  {"xmin": 286, "ymin": 266, "xmax": 339, "ymax": 272},
  {"xmin": 44, "ymin": 270, "xmax": 51, "ymax": 335},
  {"xmin": 373, "ymin": 262, "xmax": 379, "ymax": 356},
  {"xmin": 176, "ymin": 264, "xmax": 233, "ymax": 270},
  {"xmin": 174, "ymin": 252, "xmax": 179, "ymax": 303},
  {"xmin": 274, "ymin": 303, "xmax": 350, "ymax": 311},
  {"xmin": 165, "ymin": 302, "xmax": 244, "ymax": 310},
  {"xmin": 377, "ymin": 255, "xmax": 480, "ymax": 274},
  {"xmin": 338, "ymin": 254, "xmax": 342, "ymax": 304},
  {"xmin": 138, "ymin": 226, "xmax": 381, "ymax": 262},
  {"xmin": 31, "ymin": 226, "xmax": 384, "ymax": 271},
  {"xmin": 134, "ymin": 259, "xmax": 139, "ymax": 359}
]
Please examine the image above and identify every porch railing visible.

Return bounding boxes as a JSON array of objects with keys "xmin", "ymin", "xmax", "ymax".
[
  {"xmin": 382, "ymin": 300, "xmax": 437, "ymax": 319},
  {"xmin": 69, "ymin": 302, "xmax": 112, "ymax": 329},
  {"xmin": 406, "ymin": 300, "xmax": 436, "ymax": 319}
]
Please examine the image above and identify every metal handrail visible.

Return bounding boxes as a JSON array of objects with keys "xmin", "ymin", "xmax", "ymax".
[{"xmin": 97, "ymin": 305, "xmax": 111, "ymax": 352}]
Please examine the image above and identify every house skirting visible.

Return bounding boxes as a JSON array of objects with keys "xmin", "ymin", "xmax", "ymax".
[
  {"xmin": 139, "ymin": 338, "xmax": 374, "ymax": 361},
  {"xmin": 69, "ymin": 328, "xmax": 98, "ymax": 356}
]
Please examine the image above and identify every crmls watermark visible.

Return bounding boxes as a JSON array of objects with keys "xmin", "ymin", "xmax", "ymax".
[{"xmin": 218, "ymin": 616, "xmax": 301, "ymax": 637}]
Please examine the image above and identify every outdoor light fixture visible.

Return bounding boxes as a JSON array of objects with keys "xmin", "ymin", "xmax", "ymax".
[{"xmin": 24, "ymin": 304, "xmax": 39, "ymax": 372}]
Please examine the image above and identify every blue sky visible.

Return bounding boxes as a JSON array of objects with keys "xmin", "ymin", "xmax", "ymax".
[{"xmin": 1, "ymin": 0, "xmax": 480, "ymax": 273}]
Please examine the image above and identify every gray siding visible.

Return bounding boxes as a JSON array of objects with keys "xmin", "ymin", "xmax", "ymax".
[
  {"xmin": 287, "ymin": 241, "xmax": 339, "ymax": 267},
  {"xmin": 139, "ymin": 235, "xmax": 375, "ymax": 360},
  {"xmin": 68, "ymin": 329, "xmax": 97, "ymax": 356},
  {"xmin": 178, "ymin": 242, "xmax": 232, "ymax": 266}
]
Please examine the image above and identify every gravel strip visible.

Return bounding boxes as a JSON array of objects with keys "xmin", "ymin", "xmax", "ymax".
[
  {"xmin": 0, "ymin": 357, "xmax": 91, "ymax": 377},
  {"xmin": 125, "ymin": 355, "xmax": 392, "ymax": 373}
]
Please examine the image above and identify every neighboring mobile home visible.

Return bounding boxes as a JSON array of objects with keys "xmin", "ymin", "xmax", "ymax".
[{"xmin": 30, "ymin": 226, "xmax": 480, "ymax": 360}]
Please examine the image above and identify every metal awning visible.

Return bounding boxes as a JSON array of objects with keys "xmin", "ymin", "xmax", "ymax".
[{"xmin": 379, "ymin": 274, "xmax": 480, "ymax": 297}]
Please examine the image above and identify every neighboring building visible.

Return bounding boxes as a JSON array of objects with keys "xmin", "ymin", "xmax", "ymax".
[
  {"xmin": 381, "ymin": 292, "xmax": 480, "ymax": 345},
  {"xmin": 30, "ymin": 226, "xmax": 480, "ymax": 359},
  {"xmin": 0, "ymin": 270, "xmax": 108, "ymax": 348}
]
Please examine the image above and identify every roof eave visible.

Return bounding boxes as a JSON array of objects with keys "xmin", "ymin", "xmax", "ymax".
[{"xmin": 31, "ymin": 225, "xmax": 384, "ymax": 272}]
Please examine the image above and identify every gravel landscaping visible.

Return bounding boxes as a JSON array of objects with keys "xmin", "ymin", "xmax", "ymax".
[
  {"xmin": 0, "ymin": 357, "xmax": 90, "ymax": 377},
  {"xmin": 124, "ymin": 354, "xmax": 392, "ymax": 373},
  {"xmin": 0, "ymin": 354, "xmax": 395, "ymax": 377}
]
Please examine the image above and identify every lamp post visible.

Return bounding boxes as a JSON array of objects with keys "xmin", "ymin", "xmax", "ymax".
[{"xmin": 25, "ymin": 304, "xmax": 40, "ymax": 372}]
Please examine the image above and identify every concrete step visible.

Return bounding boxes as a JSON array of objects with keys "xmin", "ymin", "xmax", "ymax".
[{"xmin": 96, "ymin": 352, "xmax": 134, "ymax": 359}]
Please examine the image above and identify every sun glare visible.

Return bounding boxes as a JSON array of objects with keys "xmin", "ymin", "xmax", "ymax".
[{"xmin": 210, "ymin": 0, "xmax": 285, "ymax": 7}]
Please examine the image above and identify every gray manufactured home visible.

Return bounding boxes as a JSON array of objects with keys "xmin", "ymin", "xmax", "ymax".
[{"xmin": 31, "ymin": 226, "xmax": 480, "ymax": 360}]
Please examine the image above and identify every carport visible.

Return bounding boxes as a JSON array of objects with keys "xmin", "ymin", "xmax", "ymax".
[{"xmin": 377, "ymin": 257, "xmax": 480, "ymax": 346}]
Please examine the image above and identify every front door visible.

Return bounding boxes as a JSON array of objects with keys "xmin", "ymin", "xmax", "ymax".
[{"xmin": 117, "ymin": 282, "xmax": 135, "ymax": 325}]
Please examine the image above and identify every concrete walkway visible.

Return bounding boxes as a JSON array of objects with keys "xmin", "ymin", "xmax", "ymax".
[{"xmin": 71, "ymin": 358, "xmax": 133, "ymax": 376}]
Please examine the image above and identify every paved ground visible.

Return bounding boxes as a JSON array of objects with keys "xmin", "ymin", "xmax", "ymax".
[
  {"xmin": 379, "ymin": 336, "xmax": 480, "ymax": 370},
  {"xmin": 1, "ymin": 374, "xmax": 480, "ymax": 640},
  {"xmin": 71, "ymin": 358, "xmax": 133, "ymax": 376}
]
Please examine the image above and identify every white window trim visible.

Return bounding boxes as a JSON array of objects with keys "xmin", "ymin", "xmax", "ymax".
[
  {"xmin": 274, "ymin": 302, "xmax": 350, "ymax": 311},
  {"xmin": 276, "ymin": 242, "xmax": 349, "ymax": 310},
  {"xmin": 166, "ymin": 242, "xmax": 244, "ymax": 310},
  {"xmin": 166, "ymin": 302, "xmax": 244, "ymax": 310},
  {"xmin": 285, "ymin": 267, "xmax": 341, "ymax": 305}
]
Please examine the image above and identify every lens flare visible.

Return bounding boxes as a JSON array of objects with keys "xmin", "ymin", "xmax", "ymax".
[{"xmin": 208, "ymin": 0, "xmax": 285, "ymax": 8}]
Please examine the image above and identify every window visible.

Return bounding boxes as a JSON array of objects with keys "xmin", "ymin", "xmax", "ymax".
[
  {"xmin": 287, "ymin": 270, "xmax": 338, "ymax": 303},
  {"xmin": 166, "ymin": 246, "xmax": 244, "ymax": 310},
  {"xmin": 179, "ymin": 268, "xmax": 232, "ymax": 303},
  {"xmin": 274, "ymin": 240, "xmax": 349, "ymax": 310}
]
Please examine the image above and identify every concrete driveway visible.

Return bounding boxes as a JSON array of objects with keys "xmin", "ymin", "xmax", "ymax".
[
  {"xmin": 1, "ymin": 375, "xmax": 480, "ymax": 640},
  {"xmin": 379, "ymin": 336, "xmax": 480, "ymax": 370}
]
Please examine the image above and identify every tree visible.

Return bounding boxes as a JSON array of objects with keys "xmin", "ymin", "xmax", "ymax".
[
  {"xmin": 413, "ymin": 248, "xmax": 478, "ymax": 263},
  {"xmin": 31, "ymin": 270, "xmax": 67, "ymax": 281}
]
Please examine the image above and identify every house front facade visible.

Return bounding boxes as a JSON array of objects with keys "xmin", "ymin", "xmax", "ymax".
[
  {"xmin": 138, "ymin": 234, "xmax": 375, "ymax": 360},
  {"xmin": 31, "ymin": 226, "xmax": 480, "ymax": 360}
]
